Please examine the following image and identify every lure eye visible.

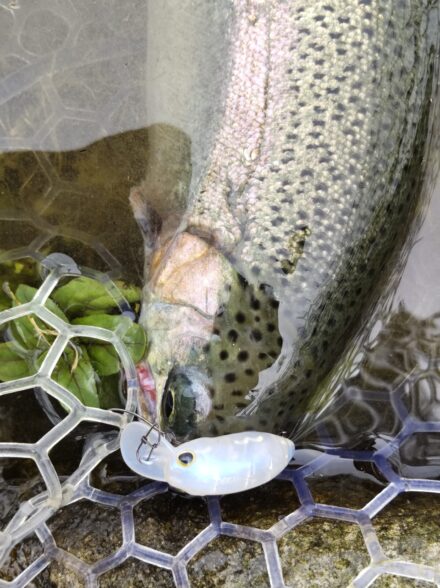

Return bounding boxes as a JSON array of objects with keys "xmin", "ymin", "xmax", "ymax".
[{"xmin": 177, "ymin": 451, "xmax": 194, "ymax": 466}]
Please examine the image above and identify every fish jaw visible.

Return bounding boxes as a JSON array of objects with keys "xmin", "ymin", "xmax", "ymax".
[
  {"xmin": 148, "ymin": 231, "xmax": 231, "ymax": 316},
  {"xmin": 139, "ymin": 232, "xmax": 236, "ymax": 432},
  {"xmin": 141, "ymin": 301, "xmax": 215, "ymax": 428}
]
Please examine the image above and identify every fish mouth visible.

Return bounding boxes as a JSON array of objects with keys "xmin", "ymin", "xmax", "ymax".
[{"xmin": 136, "ymin": 361, "xmax": 158, "ymax": 423}]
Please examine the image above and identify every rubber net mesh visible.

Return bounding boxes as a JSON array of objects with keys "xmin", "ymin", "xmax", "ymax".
[{"xmin": 0, "ymin": 254, "xmax": 438, "ymax": 587}]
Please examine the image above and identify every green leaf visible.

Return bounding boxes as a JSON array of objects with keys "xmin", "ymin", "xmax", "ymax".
[
  {"xmin": 15, "ymin": 284, "xmax": 69, "ymax": 321},
  {"xmin": 9, "ymin": 314, "xmax": 41, "ymax": 349},
  {"xmin": 0, "ymin": 290, "xmax": 10, "ymax": 312},
  {"xmin": 0, "ymin": 257, "xmax": 39, "ymax": 293},
  {"xmin": 73, "ymin": 314, "xmax": 147, "ymax": 374},
  {"xmin": 98, "ymin": 373, "xmax": 124, "ymax": 409},
  {"xmin": 0, "ymin": 342, "xmax": 32, "ymax": 380},
  {"xmin": 52, "ymin": 277, "xmax": 141, "ymax": 317},
  {"xmin": 8, "ymin": 285, "xmax": 69, "ymax": 350},
  {"xmin": 87, "ymin": 344, "xmax": 120, "ymax": 376},
  {"xmin": 52, "ymin": 346, "xmax": 100, "ymax": 408}
]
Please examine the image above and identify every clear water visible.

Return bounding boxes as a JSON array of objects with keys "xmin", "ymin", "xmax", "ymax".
[{"xmin": 1, "ymin": 1, "xmax": 440, "ymax": 587}]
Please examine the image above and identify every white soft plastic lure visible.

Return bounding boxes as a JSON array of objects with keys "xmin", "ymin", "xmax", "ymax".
[{"xmin": 120, "ymin": 421, "xmax": 294, "ymax": 496}]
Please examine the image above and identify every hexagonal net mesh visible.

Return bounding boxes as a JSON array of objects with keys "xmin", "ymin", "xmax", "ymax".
[
  {"xmin": 0, "ymin": 254, "xmax": 138, "ymax": 576},
  {"xmin": 0, "ymin": 254, "xmax": 440, "ymax": 588}
]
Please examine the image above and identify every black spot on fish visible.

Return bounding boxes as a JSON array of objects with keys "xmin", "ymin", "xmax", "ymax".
[
  {"xmin": 225, "ymin": 373, "xmax": 236, "ymax": 383},
  {"xmin": 237, "ymin": 350, "xmax": 249, "ymax": 362},
  {"xmin": 251, "ymin": 329, "xmax": 262, "ymax": 342},
  {"xmin": 219, "ymin": 350, "xmax": 228, "ymax": 360},
  {"xmin": 235, "ymin": 311, "xmax": 246, "ymax": 323},
  {"xmin": 228, "ymin": 330, "xmax": 238, "ymax": 343},
  {"xmin": 251, "ymin": 297, "xmax": 260, "ymax": 310}
]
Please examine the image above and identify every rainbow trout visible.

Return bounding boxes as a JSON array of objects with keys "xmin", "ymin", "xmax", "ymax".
[{"xmin": 132, "ymin": 0, "xmax": 440, "ymax": 441}]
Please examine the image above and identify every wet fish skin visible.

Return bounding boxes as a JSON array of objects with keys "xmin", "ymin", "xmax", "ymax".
[{"xmin": 137, "ymin": 0, "xmax": 440, "ymax": 440}]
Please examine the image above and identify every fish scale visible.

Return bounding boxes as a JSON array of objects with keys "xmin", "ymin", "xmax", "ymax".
[
  {"xmin": 137, "ymin": 0, "xmax": 440, "ymax": 440},
  {"xmin": 183, "ymin": 1, "xmax": 437, "ymax": 427},
  {"xmin": 184, "ymin": 0, "xmax": 271, "ymax": 249}
]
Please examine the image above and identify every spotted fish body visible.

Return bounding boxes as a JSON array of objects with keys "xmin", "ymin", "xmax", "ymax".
[{"xmin": 136, "ymin": 1, "xmax": 440, "ymax": 441}]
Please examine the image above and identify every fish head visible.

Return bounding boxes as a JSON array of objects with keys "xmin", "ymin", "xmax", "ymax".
[{"xmin": 140, "ymin": 231, "xmax": 283, "ymax": 441}]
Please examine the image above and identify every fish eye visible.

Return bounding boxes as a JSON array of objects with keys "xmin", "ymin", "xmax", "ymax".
[
  {"xmin": 163, "ymin": 386, "xmax": 175, "ymax": 420},
  {"xmin": 177, "ymin": 451, "xmax": 194, "ymax": 466},
  {"xmin": 162, "ymin": 371, "xmax": 196, "ymax": 433},
  {"xmin": 161, "ymin": 367, "xmax": 213, "ymax": 439}
]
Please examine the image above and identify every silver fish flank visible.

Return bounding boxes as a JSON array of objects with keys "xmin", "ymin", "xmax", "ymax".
[{"xmin": 132, "ymin": 0, "xmax": 440, "ymax": 441}]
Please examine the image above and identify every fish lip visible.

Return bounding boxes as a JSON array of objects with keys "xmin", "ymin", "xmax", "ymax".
[{"xmin": 136, "ymin": 361, "xmax": 158, "ymax": 423}]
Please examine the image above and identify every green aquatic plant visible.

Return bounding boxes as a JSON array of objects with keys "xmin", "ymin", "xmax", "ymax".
[{"xmin": 0, "ymin": 277, "xmax": 146, "ymax": 409}]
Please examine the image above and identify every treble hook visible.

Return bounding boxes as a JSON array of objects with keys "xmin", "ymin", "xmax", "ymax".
[{"xmin": 109, "ymin": 408, "xmax": 165, "ymax": 463}]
